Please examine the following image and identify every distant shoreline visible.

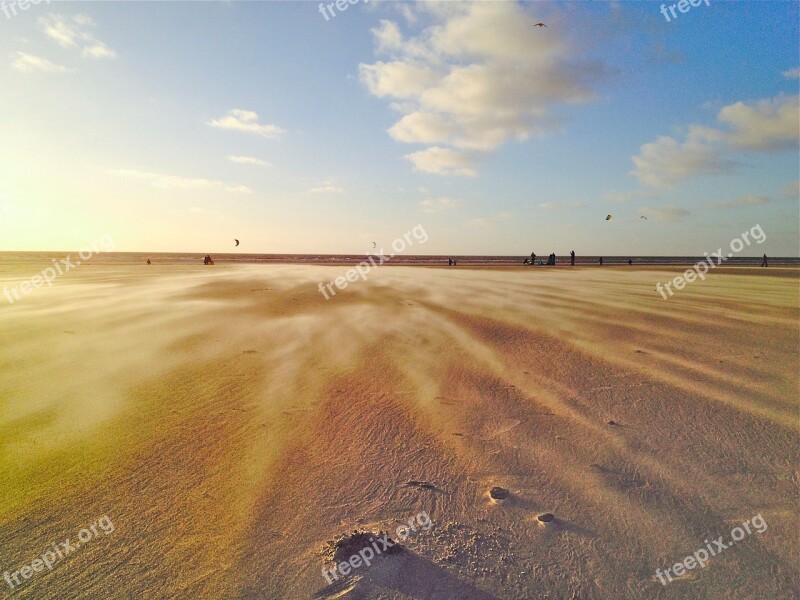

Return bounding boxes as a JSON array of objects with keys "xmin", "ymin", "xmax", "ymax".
[{"xmin": 1, "ymin": 251, "xmax": 798, "ymax": 268}]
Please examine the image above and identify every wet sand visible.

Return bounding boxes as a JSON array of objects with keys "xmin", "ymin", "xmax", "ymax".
[{"xmin": 0, "ymin": 263, "xmax": 798, "ymax": 599}]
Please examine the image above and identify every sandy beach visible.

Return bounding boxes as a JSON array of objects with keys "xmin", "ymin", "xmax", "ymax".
[{"xmin": 0, "ymin": 263, "xmax": 798, "ymax": 600}]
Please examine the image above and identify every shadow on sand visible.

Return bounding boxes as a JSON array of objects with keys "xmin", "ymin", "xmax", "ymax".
[{"xmin": 314, "ymin": 549, "xmax": 499, "ymax": 600}]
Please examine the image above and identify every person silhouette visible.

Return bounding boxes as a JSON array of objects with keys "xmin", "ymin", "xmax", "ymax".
[
  {"xmin": 599, "ymin": 257, "xmax": 603, "ymax": 266},
  {"xmin": 570, "ymin": 250, "xmax": 575, "ymax": 266},
  {"xmin": 761, "ymin": 254, "xmax": 768, "ymax": 267}
]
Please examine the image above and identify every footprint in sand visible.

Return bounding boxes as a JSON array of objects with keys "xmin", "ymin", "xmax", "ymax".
[{"xmin": 404, "ymin": 480, "xmax": 437, "ymax": 491}]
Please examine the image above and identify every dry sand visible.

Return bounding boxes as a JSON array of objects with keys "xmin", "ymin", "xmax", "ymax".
[{"xmin": 0, "ymin": 263, "xmax": 798, "ymax": 599}]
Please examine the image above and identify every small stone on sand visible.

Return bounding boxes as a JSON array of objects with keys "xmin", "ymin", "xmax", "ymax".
[
  {"xmin": 489, "ymin": 487, "xmax": 509, "ymax": 500},
  {"xmin": 537, "ymin": 513, "xmax": 554, "ymax": 523}
]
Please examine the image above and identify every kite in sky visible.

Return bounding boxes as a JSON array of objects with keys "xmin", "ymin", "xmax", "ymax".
[
  {"xmin": 606, "ymin": 215, "xmax": 612, "ymax": 221},
  {"xmin": 234, "ymin": 239, "xmax": 240, "ymax": 247},
  {"xmin": 533, "ymin": 22, "xmax": 547, "ymax": 28}
]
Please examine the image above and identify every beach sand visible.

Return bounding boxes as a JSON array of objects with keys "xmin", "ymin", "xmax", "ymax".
[{"xmin": 0, "ymin": 263, "xmax": 798, "ymax": 599}]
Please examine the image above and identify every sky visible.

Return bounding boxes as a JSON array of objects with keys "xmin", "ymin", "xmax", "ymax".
[{"xmin": 0, "ymin": 0, "xmax": 798, "ymax": 255}]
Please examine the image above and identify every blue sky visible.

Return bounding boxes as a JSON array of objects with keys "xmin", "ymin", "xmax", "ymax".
[{"xmin": 0, "ymin": 0, "xmax": 797, "ymax": 255}]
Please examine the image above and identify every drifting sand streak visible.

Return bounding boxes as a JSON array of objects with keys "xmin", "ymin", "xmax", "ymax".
[{"xmin": 0, "ymin": 264, "xmax": 797, "ymax": 599}]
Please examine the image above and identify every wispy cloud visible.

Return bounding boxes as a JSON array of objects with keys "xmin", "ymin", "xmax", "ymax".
[
  {"xmin": 228, "ymin": 155, "xmax": 272, "ymax": 167},
  {"xmin": 189, "ymin": 206, "xmax": 226, "ymax": 219},
  {"xmin": 708, "ymin": 194, "xmax": 770, "ymax": 209},
  {"xmin": 307, "ymin": 183, "xmax": 344, "ymax": 194},
  {"xmin": 419, "ymin": 196, "xmax": 461, "ymax": 213},
  {"xmin": 208, "ymin": 109, "xmax": 285, "ymax": 138},
  {"xmin": 11, "ymin": 51, "xmax": 70, "ymax": 73},
  {"xmin": 468, "ymin": 211, "xmax": 512, "ymax": 226},
  {"xmin": 782, "ymin": 180, "xmax": 799, "ymax": 199},
  {"xmin": 109, "ymin": 169, "xmax": 252, "ymax": 193},
  {"xmin": 604, "ymin": 189, "xmax": 657, "ymax": 203},
  {"xmin": 783, "ymin": 67, "xmax": 800, "ymax": 79},
  {"xmin": 38, "ymin": 14, "xmax": 117, "ymax": 59},
  {"xmin": 536, "ymin": 201, "xmax": 586, "ymax": 210},
  {"xmin": 82, "ymin": 42, "xmax": 116, "ymax": 60}
]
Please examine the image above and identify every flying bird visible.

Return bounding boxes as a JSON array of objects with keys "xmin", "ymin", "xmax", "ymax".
[
  {"xmin": 606, "ymin": 215, "xmax": 612, "ymax": 221},
  {"xmin": 640, "ymin": 216, "xmax": 648, "ymax": 220},
  {"xmin": 234, "ymin": 239, "xmax": 240, "ymax": 247},
  {"xmin": 533, "ymin": 22, "xmax": 547, "ymax": 27},
  {"xmin": 372, "ymin": 241, "xmax": 377, "ymax": 248}
]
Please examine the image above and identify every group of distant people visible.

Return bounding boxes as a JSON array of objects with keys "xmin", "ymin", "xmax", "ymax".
[
  {"xmin": 524, "ymin": 251, "xmax": 635, "ymax": 266},
  {"xmin": 151, "ymin": 252, "xmax": 770, "ymax": 268},
  {"xmin": 524, "ymin": 251, "xmax": 571, "ymax": 266},
  {"xmin": 522, "ymin": 252, "xmax": 770, "ymax": 267}
]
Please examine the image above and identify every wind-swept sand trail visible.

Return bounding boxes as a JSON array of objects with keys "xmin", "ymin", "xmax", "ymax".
[{"xmin": 1, "ymin": 264, "xmax": 798, "ymax": 599}]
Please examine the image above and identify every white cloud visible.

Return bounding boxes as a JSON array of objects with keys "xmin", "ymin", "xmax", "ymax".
[
  {"xmin": 109, "ymin": 169, "xmax": 252, "ymax": 194},
  {"xmin": 708, "ymin": 195, "xmax": 770, "ymax": 209},
  {"xmin": 360, "ymin": 2, "xmax": 606, "ymax": 176},
  {"xmin": 228, "ymin": 155, "xmax": 272, "ymax": 167},
  {"xmin": 38, "ymin": 14, "xmax": 116, "ymax": 59},
  {"xmin": 631, "ymin": 132, "xmax": 732, "ymax": 189},
  {"xmin": 631, "ymin": 93, "xmax": 799, "ymax": 189},
  {"xmin": 405, "ymin": 147, "xmax": 476, "ymax": 177},
  {"xmin": 11, "ymin": 51, "xmax": 70, "ymax": 73},
  {"xmin": 208, "ymin": 109, "xmax": 285, "ymax": 138},
  {"xmin": 783, "ymin": 67, "xmax": 800, "ymax": 79},
  {"xmin": 716, "ymin": 94, "xmax": 799, "ymax": 152},
  {"xmin": 419, "ymin": 196, "xmax": 461, "ymax": 213},
  {"xmin": 638, "ymin": 205, "xmax": 690, "ymax": 222}
]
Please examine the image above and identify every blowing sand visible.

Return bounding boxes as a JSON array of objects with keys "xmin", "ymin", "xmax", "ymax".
[{"xmin": 0, "ymin": 263, "xmax": 798, "ymax": 599}]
